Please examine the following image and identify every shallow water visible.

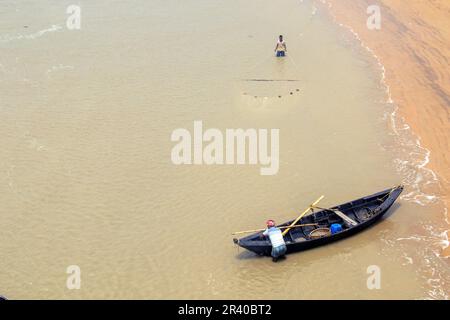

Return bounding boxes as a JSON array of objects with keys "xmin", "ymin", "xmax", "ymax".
[{"xmin": 0, "ymin": 0, "xmax": 448, "ymax": 299}]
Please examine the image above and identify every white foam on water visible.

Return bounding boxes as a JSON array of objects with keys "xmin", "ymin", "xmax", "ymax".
[
  {"xmin": 317, "ymin": 0, "xmax": 440, "ymax": 206},
  {"xmin": 46, "ymin": 64, "xmax": 74, "ymax": 77},
  {"xmin": 0, "ymin": 24, "xmax": 62, "ymax": 42},
  {"xmin": 396, "ymin": 236, "xmax": 424, "ymax": 242},
  {"xmin": 401, "ymin": 253, "xmax": 414, "ymax": 265},
  {"xmin": 389, "ymin": 223, "xmax": 450, "ymax": 299}
]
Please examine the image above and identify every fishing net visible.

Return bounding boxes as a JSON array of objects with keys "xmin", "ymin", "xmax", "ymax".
[
  {"xmin": 238, "ymin": 53, "xmax": 303, "ymax": 101},
  {"xmin": 309, "ymin": 227, "xmax": 331, "ymax": 239},
  {"xmin": 354, "ymin": 207, "xmax": 373, "ymax": 221}
]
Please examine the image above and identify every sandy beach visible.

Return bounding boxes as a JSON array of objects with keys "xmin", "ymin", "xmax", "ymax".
[{"xmin": 317, "ymin": 0, "xmax": 450, "ymax": 256}]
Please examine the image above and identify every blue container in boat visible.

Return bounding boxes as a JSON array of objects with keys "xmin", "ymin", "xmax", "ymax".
[{"xmin": 330, "ymin": 223, "xmax": 342, "ymax": 234}]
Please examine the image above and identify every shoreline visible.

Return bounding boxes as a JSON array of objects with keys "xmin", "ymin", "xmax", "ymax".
[{"xmin": 315, "ymin": 0, "xmax": 450, "ymax": 256}]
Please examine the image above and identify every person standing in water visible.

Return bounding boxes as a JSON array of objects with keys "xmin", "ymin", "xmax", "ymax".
[
  {"xmin": 261, "ymin": 219, "xmax": 287, "ymax": 262},
  {"xmin": 274, "ymin": 35, "xmax": 287, "ymax": 57}
]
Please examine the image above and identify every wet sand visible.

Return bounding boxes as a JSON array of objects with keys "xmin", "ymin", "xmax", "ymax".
[{"xmin": 316, "ymin": 0, "xmax": 450, "ymax": 256}]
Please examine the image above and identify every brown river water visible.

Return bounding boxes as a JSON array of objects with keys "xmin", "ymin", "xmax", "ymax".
[{"xmin": 0, "ymin": 0, "xmax": 448, "ymax": 299}]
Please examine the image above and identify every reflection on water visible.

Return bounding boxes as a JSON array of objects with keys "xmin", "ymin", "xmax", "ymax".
[{"xmin": 0, "ymin": 0, "xmax": 448, "ymax": 299}]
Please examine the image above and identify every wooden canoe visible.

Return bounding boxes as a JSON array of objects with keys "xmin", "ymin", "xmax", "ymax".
[{"xmin": 233, "ymin": 186, "xmax": 403, "ymax": 256}]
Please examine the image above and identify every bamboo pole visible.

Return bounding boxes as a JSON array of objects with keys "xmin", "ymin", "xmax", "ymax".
[
  {"xmin": 231, "ymin": 223, "xmax": 319, "ymax": 236},
  {"xmin": 282, "ymin": 195, "xmax": 324, "ymax": 236}
]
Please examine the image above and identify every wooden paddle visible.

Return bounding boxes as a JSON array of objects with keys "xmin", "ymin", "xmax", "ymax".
[
  {"xmin": 282, "ymin": 195, "xmax": 324, "ymax": 236},
  {"xmin": 231, "ymin": 223, "xmax": 319, "ymax": 236}
]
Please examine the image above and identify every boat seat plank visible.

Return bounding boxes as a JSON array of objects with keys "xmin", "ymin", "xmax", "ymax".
[{"xmin": 333, "ymin": 209, "xmax": 358, "ymax": 226}]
